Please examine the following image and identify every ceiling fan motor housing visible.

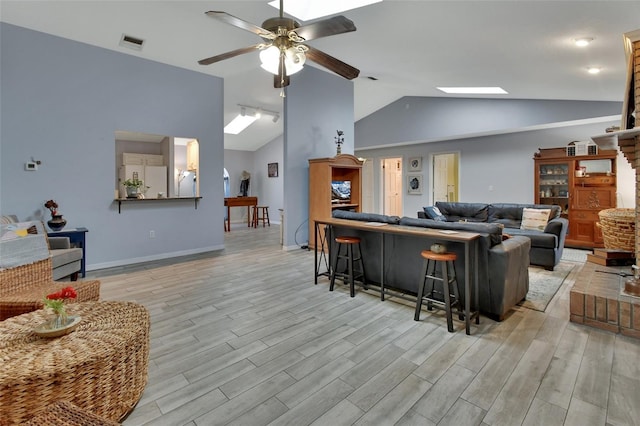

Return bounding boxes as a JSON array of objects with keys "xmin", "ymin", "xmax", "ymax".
[{"xmin": 261, "ymin": 17, "xmax": 300, "ymax": 35}]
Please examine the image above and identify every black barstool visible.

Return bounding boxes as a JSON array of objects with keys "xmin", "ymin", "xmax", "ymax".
[
  {"xmin": 414, "ymin": 250, "xmax": 461, "ymax": 332},
  {"xmin": 329, "ymin": 236, "xmax": 366, "ymax": 297}
]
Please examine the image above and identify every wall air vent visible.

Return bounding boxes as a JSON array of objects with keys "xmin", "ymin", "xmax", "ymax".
[
  {"xmin": 566, "ymin": 140, "xmax": 598, "ymax": 156},
  {"xmin": 119, "ymin": 34, "xmax": 145, "ymax": 51}
]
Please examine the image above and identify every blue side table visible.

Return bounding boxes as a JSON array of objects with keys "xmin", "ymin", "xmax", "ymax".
[{"xmin": 47, "ymin": 227, "xmax": 88, "ymax": 278}]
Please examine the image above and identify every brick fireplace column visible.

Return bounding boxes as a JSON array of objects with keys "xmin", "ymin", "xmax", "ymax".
[
  {"xmin": 598, "ymin": 30, "xmax": 640, "ymax": 265},
  {"xmin": 630, "ymin": 33, "xmax": 640, "ymax": 266}
]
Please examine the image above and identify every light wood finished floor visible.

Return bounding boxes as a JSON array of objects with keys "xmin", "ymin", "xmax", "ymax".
[{"xmin": 90, "ymin": 225, "xmax": 640, "ymax": 426}]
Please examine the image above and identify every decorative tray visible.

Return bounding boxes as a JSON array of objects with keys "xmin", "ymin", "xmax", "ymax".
[{"xmin": 34, "ymin": 316, "xmax": 81, "ymax": 338}]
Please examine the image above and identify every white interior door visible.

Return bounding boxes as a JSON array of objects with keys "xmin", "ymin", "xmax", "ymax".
[
  {"xmin": 383, "ymin": 158, "xmax": 402, "ymax": 216},
  {"xmin": 362, "ymin": 158, "xmax": 374, "ymax": 213},
  {"xmin": 432, "ymin": 153, "xmax": 459, "ymax": 203}
]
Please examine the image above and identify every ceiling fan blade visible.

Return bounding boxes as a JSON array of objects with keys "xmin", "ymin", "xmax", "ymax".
[
  {"xmin": 205, "ymin": 11, "xmax": 275, "ymax": 40},
  {"xmin": 198, "ymin": 44, "xmax": 262, "ymax": 65},
  {"xmin": 305, "ymin": 47, "xmax": 360, "ymax": 80},
  {"xmin": 274, "ymin": 53, "xmax": 290, "ymax": 88},
  {"xmin": 291, "ymin": 16, "xmax": 356, "ymax": 41}
]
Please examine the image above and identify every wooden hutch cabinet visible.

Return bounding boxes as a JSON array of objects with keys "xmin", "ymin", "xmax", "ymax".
[
  {"xmin": 308, "ymin": 154, "xmax": 363, "ymax": 249},
  {"xmin": 534, "ymin": 147, "xmax": 617, "ymax": 248}
]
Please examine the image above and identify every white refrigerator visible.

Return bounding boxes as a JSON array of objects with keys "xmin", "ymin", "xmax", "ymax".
[{"xmin": 120, "ymin": 165, "xmax": 167, "ymax": 198}]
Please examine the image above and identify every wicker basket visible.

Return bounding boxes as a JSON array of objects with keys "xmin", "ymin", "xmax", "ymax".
[{"xmin": 597, "ymin": 208, "xmax": 636, "ymax": 251}]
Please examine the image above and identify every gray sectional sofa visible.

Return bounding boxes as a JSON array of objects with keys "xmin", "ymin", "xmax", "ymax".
[
  {"xmin": 330, "ymin": 210, "xmax": 531, "ymax": 321},
  {"xmin": 418, "ymin": 202, "xmax": 569, "ymax": 271}
]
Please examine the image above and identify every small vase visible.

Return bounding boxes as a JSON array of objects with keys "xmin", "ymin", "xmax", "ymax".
[
  {"xmin": 52, "ymin": 311, "xmax": 68, "ymax": 329},
  {"xmin": 47, "ymin": 214, "xmax": 67, "ymax": 231}
]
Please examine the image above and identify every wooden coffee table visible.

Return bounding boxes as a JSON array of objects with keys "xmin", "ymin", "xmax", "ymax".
[{"xmin": 0, "ymin": 301, "xmax": 150, "ymax": 424}]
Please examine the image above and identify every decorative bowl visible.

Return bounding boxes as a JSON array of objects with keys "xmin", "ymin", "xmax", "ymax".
[
  {"xmin": 431, "ymin": 243, "xmax": 447, "ymax": 254},
  {"xmin": 34, "ymin": 315, "xmax": 81, "ymax": 338}
]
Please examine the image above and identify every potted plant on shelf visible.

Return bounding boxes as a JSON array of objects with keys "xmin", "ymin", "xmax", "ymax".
[{"xmin": 122, "ymin": 178, "xmax": 145, "ymax": 198}]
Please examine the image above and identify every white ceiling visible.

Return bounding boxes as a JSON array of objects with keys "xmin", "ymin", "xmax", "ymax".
[{"xmin": 2, "ymin": 1, "xmax": 639, "ymax": 151}]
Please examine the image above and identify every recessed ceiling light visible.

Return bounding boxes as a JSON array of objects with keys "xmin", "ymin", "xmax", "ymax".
[
  {"xmin": 268, "ymin": 0, "xmax": 382, "ymax": 21},
  {"xmin": 587, "ymin": 67, "xmax": 601, "ymax": 74},
  {"xmin": 436, "ymin": 87, "xmax": 508, "ymax": 95},
  {"xmin": 574, "ymin": 37, "xmax": 593, "ymax": 47}
]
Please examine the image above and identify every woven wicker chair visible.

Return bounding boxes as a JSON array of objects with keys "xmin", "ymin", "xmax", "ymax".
[
  {"xmin": 0, "ymin": 257, "xmax": 100, "ymax": 321},
  {"xmin": 24, "ymin": 400, "xmax": 120, "ymax": 426}
]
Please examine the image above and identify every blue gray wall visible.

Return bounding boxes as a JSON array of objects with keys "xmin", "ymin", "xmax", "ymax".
[
  {"xmin": 356, "ymin": 120, "xmax": 635, "ymax": 218},
  {"xmin": 253, "ymin": 134, "xmax": 284, "ymax": 223},
  {"xmin": 283, "ymin": 66, "xmax": 355, "ymax": 248},
  {"xmin": 356, "ymin": 96, "xmax": 622, "ymax": 148},
  {"xmin": 1, "ymin": 23, "xmax": 225, "ymax": 270},
  {"xmin": 223, "ymin": 141, "xmax": 284, "ymax": 227},
  {"xmin": 354, "ymin": 95, "xmax": 631, "ymax": 219}
]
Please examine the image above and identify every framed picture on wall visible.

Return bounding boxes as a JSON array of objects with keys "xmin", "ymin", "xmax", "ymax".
[
  {"xmin": 408, "ymin": 157, "xmax": 422, "ymax": 172},
  {"xmin": 268, "ymin": 162, "xmax": 278, "ymax": 178},
  {"xmin": 407, "ymin": 174, "xmax": 423, "ymax": 195}
]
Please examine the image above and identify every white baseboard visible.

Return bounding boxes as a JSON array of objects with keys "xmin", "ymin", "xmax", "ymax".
[{"xmin": 86, "ymin": 244, "xmax": 224, "ymax": 271}]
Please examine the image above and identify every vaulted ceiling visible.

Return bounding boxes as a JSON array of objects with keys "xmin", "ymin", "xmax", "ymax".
[{"xmin": 2, "ymin": 1, "xmax": 638, "ymax": 151}]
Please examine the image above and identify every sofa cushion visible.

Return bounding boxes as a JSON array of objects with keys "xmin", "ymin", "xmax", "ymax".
[
  {"xmin": 435, "ymin": 202, "xmax": 489, "ymax": 222},
  {"xmin": 332, "ymin": 210, "xmax": 401, "ymax": 224},
  {"xmin": 504, "ymin": 228, "xmax": 558, "ymax": 249},
  {"xmin": 423, "ymin": 206, "xmax": 447, "ymax": 221},
  {"xmin": 399, "ymin": 217, "xmax": 503, "ymax": 246},
  {"xmin": 1, "ymin": 215, "xmax": 19, "ymax": 224},
  {"xmin": 520, "ymin": 208, "xmax": 551, "ymax": 231},
  {"xmin": 488, "ymin": 203, "xmax": 561, "ymax": 227}
]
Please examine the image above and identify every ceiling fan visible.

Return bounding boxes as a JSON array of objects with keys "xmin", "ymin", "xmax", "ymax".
[{"xmin": 198, "ymin": 0, "xmax": 360, "ymax": 89}]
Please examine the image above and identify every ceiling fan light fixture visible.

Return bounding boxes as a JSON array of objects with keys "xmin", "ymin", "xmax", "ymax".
[
  {"xmin": 259, "ymin": 46, "xmax": 281, "ymax": 74},
  {"xmin": 259, "ymin": 45, "xmax": 306, "ymax": 76}
]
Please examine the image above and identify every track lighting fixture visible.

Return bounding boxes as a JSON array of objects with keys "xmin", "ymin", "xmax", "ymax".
[{"xmin": 224, "ymin": 104, "xmax": 281, "ymax": 134}]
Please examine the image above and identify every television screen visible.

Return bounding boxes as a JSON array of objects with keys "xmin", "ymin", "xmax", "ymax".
[{"xmin": 331, "ymin": 181, "xmax": 351, "ymax": 202}]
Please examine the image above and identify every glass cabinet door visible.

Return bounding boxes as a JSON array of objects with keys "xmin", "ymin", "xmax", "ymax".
[{"xmin": 537, "ymin": 162, "xmax": 569, "ymax": 216}]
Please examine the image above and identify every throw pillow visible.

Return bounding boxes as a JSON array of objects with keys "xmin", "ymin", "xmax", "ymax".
[
  {"xmin": 423, "ymin": 206, "xmax": 447, "ymax": 222},
  {"xmin": 520, "ymin": 208, "xmax": 551, "ymax": 231}
]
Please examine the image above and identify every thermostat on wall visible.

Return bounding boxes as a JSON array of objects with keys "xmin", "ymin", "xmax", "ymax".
[{"xmin": 25, "ymin": 162, "xmax": 38, "ymax": 171}]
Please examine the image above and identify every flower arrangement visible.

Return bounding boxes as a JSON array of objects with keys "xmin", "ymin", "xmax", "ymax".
[
  {"xmin": 43, "ymin": 286, "xmax": 77, "ymax": 327},
  {"xmin": 44, "ymin": 199, "xmax": 59, "ymax": 216}
]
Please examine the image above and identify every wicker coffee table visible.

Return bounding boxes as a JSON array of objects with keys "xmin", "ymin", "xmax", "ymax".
[{"xmin": 0, "ymin": 301, "xmax": 150, "ymax": 425}]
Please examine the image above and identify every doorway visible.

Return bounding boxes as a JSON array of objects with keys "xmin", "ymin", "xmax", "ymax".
[
  {"xmin": 431, "ymin": 152, "xmax": 459, "ymax": 203},
  {"xmin": 382, "ymin": 157, "xmax": 403, "ymax": 216}
]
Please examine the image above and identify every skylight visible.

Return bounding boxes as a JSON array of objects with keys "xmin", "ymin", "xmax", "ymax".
[
  {"xmin": 436, "ymin": 87, "xmax": 509, "ymax": 95},
  {"xmin": 268, "ymin": 0, "xmax": 382, "ymax": 21},
  {"xmin": 224, "ymin": 115, "xmax": 258, "ymax": 134}
]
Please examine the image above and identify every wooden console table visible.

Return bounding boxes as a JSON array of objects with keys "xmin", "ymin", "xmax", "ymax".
[
  {"xmin": 314, "ymin": 218, "xmax": 481, "ymax": 335},
  {"xmin": 224, "ymin": 196, "xmax": 258, "ymax": 231}
]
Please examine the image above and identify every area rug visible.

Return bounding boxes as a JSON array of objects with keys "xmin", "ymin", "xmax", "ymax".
[{"xmin": 520, "ymin": 261, "xmax": 576, "ymax": 312}]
